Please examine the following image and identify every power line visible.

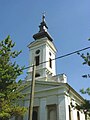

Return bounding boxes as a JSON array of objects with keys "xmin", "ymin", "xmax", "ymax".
[
  {"xmin": 22, "ymin": 46, "xmax": 90, "ymax": 70},
  {"xmin": 55, "ymin": 46, "xmax": 90, "ymax": 60}
]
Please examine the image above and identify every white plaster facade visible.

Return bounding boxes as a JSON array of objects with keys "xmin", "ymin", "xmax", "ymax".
[
  {"xmin": 21, "ymin": 78, "xmax": 85, "ymax": 120},
  {"xmin": 15, "ymin": 16, "xmax": 86, "ymax": 120}
]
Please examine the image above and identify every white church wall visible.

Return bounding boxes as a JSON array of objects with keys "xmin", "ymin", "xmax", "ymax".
[
  {"xmin": 39, "ymin": 98, "xmax": 47, "ymax": 120},
  {"xmin": 57, "ymin": 95, "xmax": 67, "ymax": 120},
  {"xmin": 47, "ymin": 95, "xmax": 57, "ymax": 105},
  {"xmin": 20, "ymin": 84, "xmax": 86, "ymax": 120}
]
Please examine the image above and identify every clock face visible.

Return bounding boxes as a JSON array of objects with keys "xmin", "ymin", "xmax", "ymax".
[{"xmin": 36, "ymin": 49, "xmax": 40, "ymax": 54}]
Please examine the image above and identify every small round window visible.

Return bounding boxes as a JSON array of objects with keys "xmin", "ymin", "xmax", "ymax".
[{"xmin": 35, "ymin": 49, "xmax": 40, "ymax": 54}]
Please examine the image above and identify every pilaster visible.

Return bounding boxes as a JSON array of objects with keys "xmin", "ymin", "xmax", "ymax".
[
  {"xmin": 57, "ymin": 95, "xmax": 69, "ymax": 120},
  {"xmin": 39, "ymin": 98, "xmax": 47, "ymax": 120}
]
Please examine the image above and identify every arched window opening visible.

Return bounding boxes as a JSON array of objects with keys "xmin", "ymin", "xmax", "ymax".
[
  {"xmin": 69, "ymin": 106, "xmax": 71, "ymax": 120},
  {"xmin": 49, "ymin": 58, "xmax": 52, "ymax": 68},
  {"xmin": 49, "ymin": 52, "xmax": 51, "ymax": 56},
  {"xmin": 32, "ymin": 111, "xmax": 38, "ymax": 120},
  {"xmin": 47, "ymin": 105, "xmax": 57, "ymax": 120},
  {"xmin": 35, "ymin": 73, "xmax": 40, "ymax": 77},
  {"xmin": 35, "ymin": 56, "xmax": 40, "ymax": 66},
  {"xmin": 77, "ymin": 111, "xmax": 80, "ymax": 120}
]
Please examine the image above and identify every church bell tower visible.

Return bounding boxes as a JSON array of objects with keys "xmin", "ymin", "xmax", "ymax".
[{"xmin": 27, "ymin": 15, "xmax": 57, "ymax": 81}]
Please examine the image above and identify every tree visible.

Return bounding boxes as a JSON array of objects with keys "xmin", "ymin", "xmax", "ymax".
[
  {"xmin": 77, "ymin": 38, "xmax": 90, "ymax": 118},
  {"xmin": 0, "ymin": 36, "xmax": 27, "ymax": 120},
  {"xmin": 77, "ymin": 38, "xmax": 90, "ymax": 95}
]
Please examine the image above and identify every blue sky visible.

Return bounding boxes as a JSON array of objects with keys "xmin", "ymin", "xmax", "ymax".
[{"xmin": 0, "ymin": 0, "xmax": 90, "ymax": 99}]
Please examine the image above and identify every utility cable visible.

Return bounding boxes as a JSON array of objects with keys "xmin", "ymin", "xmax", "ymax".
[{"xmin": 22, "ymin": 46, "xmax": 90, "ymax": 71}]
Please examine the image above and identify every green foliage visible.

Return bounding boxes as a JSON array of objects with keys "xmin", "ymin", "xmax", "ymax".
[
  {"xmin": 80, "ymin": 88, "xmax": 90, "ymax": 95},
  {"xmin": 78, "ymin": 52, "xmax": 90, "ymax": 95},
  {"xmin": 78, "ymin": 39, "xmax": 90, "ymax": 95},
  {"xmin": 80, "ymin": 52, "xmax": 90, "ymax": 66},
  {"xmin": 78, "ymin": 38, "xmax": 90, "ymax": 117},
  {"xmin": 0, "ymin": 98, "xmax": 27, "ymax": 120},
  {"xmin": 0, "ymin": 36, "xmax": 27, "ymax": 120}
]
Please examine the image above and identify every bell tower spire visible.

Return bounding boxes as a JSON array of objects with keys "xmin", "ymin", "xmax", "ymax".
[
  {"xmin": 39, "ymin": 13, "xmax": 48, "ymax": 32},
  {"xmin": 33, "ymin": 14, "xmax": 53, "ymax": 42},
  {"xmin": 27, "ymin": 15, "xmax": 57, "ymax": 81}
]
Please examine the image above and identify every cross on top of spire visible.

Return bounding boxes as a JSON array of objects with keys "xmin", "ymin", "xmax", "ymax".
[
  {"xmin": 39, "ymin": 12, "xmax": 48, "ymax": 32},
  {"xmin": 42, "ymin": 12, "xmax": 46, "ymax": 22},
  {"xmin": 33, "ymin": 13, "xmax": 53, "ymax": 42}
]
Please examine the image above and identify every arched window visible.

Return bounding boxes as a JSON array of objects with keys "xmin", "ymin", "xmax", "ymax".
[
  {"xmin": 32, "ymin": 107, "xmax": 38, "ymax": 120},
  {"xmin": 49, "ymin": 52, "xmax": 51, "ymax": 56},
  {"xmin": 77, "ymin": 111, "xmax": 80, "ymax": 120},
  {"xmin": 32, "ymin": 111, "xmax": 38, "ymax": 120},
  {"xmin": 69, "ymin": 105, "xmax": 71, "ymax": 120},
  {"xmin": 35, "ymin": 56, "xmax": 40, "ymax": 66},
  {"xmin": 49, "ymin": 58, "xmax": 52, "ymax": 68},
  {"xmin": 47, "ymin": 105, "xmax": 57, "ymax": 120},
  {"xmin": 35, "ymin": 73, "xmax": 40, "ymax": 77}
]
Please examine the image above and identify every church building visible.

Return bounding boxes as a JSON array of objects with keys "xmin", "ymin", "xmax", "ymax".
[{"xmin": 18, "ymin": 15, "xmax": 85, "ymax": 120}]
